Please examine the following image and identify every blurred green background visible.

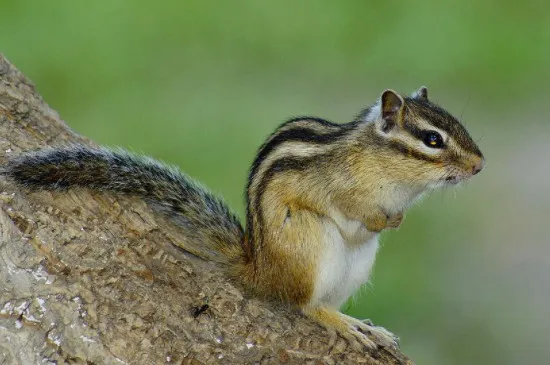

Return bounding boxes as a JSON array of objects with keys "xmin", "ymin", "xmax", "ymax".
[{"xmin": 1, "ymin": 1, "xmax": 549, "ymax": 364}]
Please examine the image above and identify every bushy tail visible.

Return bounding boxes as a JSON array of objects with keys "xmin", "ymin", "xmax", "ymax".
[{"xmin": 4, "ymin": 145, "xmax": 245, "ymax": 265}]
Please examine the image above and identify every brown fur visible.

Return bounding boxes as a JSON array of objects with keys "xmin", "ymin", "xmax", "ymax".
[{"xmin": 242, "ymin": 88, "xmax": 484, "ymax": 349}]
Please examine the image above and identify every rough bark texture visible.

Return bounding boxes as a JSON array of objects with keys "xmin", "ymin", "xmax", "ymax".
[{"xmin": 0, "ymin": 55, "xmax": 414, "ymax": 365}]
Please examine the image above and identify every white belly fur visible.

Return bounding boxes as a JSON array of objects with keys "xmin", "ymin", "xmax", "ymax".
[{"xmin": 310, "ymin": 215, "xmax": 379, "ymax": 309}]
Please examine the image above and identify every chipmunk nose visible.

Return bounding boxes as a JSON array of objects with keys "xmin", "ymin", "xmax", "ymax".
[{"xmin": 472, "ymin": 158, "xmax": 485, "ymax": 175}]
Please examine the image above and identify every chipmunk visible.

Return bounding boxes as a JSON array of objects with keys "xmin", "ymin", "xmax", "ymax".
[{"xmin": 3, "ymin": 86, "xmax": 484, "ymax": 351}]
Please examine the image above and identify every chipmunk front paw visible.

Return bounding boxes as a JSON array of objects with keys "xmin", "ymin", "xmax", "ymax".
[
  {"xmin": 364, "ymin": 210, "xmax": 404, "ymax": 232},
  {"xmin": 364, "ymin": 211, "xmax": 387, "ymax": 232},
  {"xmin": 386, "ymin": 212, "xmax": 404, "ymax": 229}
]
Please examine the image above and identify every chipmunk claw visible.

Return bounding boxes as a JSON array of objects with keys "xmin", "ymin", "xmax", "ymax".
[
  {"xmin": 304, "ymin": 307, "xmax": 399, "ymax": 352},
  {"xmin": 352, "ymin": 316, "xmax": 399, "ymax": 349}
]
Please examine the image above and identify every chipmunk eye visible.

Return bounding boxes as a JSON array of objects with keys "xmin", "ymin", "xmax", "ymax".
[{"xmin": 423, "ymin": 131, "xmax": 444, "ymax": 148}]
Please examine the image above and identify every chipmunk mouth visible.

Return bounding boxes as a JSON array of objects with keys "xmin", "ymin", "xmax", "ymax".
[
  {"xmin": 443, "ymin": 169, "xmax": 476, "ymax": 185},
  {"xmin": 444, "ymin": 175, "xmax": 461, "ymax": 185}
]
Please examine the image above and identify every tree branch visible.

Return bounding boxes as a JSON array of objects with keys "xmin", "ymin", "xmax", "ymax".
[{"xmin": 0, "ymin": 55, "xmax": 414, "ymax": 365}]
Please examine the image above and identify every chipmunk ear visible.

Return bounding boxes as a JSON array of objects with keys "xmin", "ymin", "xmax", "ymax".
[
  {"xmin": 411, "ymin": 86, "xmax": 429, "ymax": 100},
  {"xmin": 379, "ymin": 89, "xmax": 404, "ymax": 132}
]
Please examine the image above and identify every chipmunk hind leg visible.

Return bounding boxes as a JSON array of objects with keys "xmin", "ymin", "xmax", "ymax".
[{"xmin": 302, "ymin": 306, "xmax": 399, "ymax": 351}]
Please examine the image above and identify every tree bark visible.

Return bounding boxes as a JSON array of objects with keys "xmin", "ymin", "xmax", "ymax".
[{"xmin": 0, "ymin": 55, "xmax": 414, "ymax": 365}]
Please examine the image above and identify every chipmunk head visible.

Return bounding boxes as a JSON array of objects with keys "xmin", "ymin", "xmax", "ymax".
[{"xmin": 360, "ymin": 86, "xmax": 484, "ymax": 189}]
